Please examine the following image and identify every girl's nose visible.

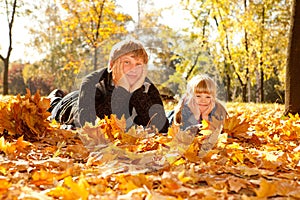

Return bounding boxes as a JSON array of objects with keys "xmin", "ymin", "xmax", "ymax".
[
  {"xmin": 199, "ymin": 97, "xmax": 206, "ymax": 102},
  {"xmin": 200, "ymin": 97, "xmax": 210, "ymax": 103}
]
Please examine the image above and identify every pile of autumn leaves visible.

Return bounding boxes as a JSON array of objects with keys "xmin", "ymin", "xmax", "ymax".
[{"xmin": 0, "ymin": 90, "xmax": 300, "ymax": 199}]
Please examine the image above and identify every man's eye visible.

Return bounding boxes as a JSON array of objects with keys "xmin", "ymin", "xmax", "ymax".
[{"xmin": 124, "ymin": 61, "xmax": 130, "ymax": 65}]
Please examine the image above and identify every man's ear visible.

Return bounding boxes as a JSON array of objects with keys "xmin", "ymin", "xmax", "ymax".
[{"xmin": 107, "ymin": 61, "xmax": 114, "ymax": 73}]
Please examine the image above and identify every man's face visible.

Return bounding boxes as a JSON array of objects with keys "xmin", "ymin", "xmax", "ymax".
[{"xmin": 120, "ymin": 53, "xmax": 145, "ymax": 86}]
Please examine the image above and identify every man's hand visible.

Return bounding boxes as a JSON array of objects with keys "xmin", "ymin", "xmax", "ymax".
[{"xmin": 112, "ymin": 60, "xmax": 130, "ymax": 91}]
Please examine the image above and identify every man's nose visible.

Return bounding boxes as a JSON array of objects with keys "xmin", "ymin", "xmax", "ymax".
[{"xmin": 131, "ymin": 63, "xmax": 141, "ymax": 70}]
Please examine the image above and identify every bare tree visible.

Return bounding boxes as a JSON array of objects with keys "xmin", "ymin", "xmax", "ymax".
[
  {"xmin": 0, "ymin": 0, "xmax": 17, "ymax": 95},
  {"xmin": 285, "ymin": 0, "xmax": 300, "ymax": 115}
]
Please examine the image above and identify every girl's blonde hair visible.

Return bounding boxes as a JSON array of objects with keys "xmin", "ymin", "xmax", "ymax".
[
  {"xmin": 174, "ymin": 74, "xmax": 217, "ymax": 125},
  {"xmin": 186, "ymin": 74, "xmax": 217, "ymax": 100}
]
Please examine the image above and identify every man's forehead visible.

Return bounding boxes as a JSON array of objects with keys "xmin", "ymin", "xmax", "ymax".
[{"xmin": 121, "ymin": 53, "xmax": 144, "ymax": 60}]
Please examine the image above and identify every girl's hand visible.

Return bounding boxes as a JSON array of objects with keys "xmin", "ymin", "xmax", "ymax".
[
  {"xmin": 187, "ymin": 97, "xmax": 200, "ymax": 120},
  {"xmin": 112, "ymin": 60, "xmax": 130, "ymax": 91},
  {"xmin": 201, "ymin": 99, "xmax": 215, "ymax": 121},
  {"xmin": 129, "ymin": 65, "xmax": 147, "ymax": 93}
]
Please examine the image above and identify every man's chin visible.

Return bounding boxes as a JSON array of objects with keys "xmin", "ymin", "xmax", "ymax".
[
  {"xmin": 128, "ymin": 80, "xmax": 138, "ymax": 87},
  {"xmin": 127, "ymin": 77, "xmax": 139, "ymax": 84}
]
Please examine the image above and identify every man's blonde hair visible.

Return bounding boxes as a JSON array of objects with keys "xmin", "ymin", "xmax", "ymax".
[{"xmin": 109, "ymin": 39, "xmax": 149, "ymax": 67}]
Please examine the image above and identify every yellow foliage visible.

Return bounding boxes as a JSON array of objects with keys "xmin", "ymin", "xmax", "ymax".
[
  {"xmin": 0, "ymin": 137, "xmax": 16, "ymax": 156},
  {"xmin": 0, "ymin": 89, "xmax": 51, "ymax": 141},
  {"xmin": 1, "ymin": 95, "xmax": 300, "ymax": 199}
]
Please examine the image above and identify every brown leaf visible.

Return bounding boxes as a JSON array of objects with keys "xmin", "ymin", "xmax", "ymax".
[{"xmin": 227, "ymin": 177, "xmax": 247, "ymax": 193}]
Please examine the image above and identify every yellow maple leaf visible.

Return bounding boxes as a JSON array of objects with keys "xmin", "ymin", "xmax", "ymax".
[
  {"xmin": 223, "ymin": 115, "xmax": 250, "ymax": 138},
  {"xmin": 255, "ymin": 178, "xmax": 278, "ymax": 198},
  {"xmin": 15, "ymin": 136, "xmax": 31, "ymax": 152},
  {"xmin": 201, "ymin": 119, "xmax": 209, "ymax": 129},
  {"xmin": 0, "ymin": 179, "xmax": 11, "ymax": 195},
  {"xmin": 173, "ymin": 158, "xmax": 186, "ymax": 166},
  {"xmin": 116, "ymin": 174, "xmax": 150, "ymax": 194},
  {"xmin": 0, "ymin": 90, "xmax": 52, "ymax": 141},
  {"xmin": 31, "ymin": 169, "xmax": 56, "ymax": 186},
  {"xmin": 79, "ymin": 124, "xmax": 110, "ymax": 151},
  {"xmin": 0, "ymin": 137, "xmax": 16, "ymax": 156},
  {"xmin": 167, "ymin": 124, "xmax": 180, "ymax": 137},
  {"xmin": 47, "ymin": 186, "xmax": 74, "ymax": 200},
  {"xmin": 178, "ymin": 170, "xmax": 192, "ymax": 183},
  {"xmin": 183, "ymin": 139, "xmax": 201, "ymax": 162},
  {"xmin": 63, "ymin": 175, "xmax": 89, "ymax": 200}
]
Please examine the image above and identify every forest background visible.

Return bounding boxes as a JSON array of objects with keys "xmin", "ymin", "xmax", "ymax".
[{"xmin": 0, "ymin": 0, "xmax": 291, "ymax": 104}]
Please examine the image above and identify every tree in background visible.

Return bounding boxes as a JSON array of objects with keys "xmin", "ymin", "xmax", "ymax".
[
  {"xmin": 130, "ymin": 0, "xmax": 190, "ymax": 97},
  {"xmin": 0, "ymin": 0, "xmax": 17, "ymax": 95},
  {"xmin": 57, "ymin": 0, "xmax": 131, "ymax": 71},
  {"xmin": 26, "ymin": 1, "xmax": 88, "ymax": 92},
  {"xmin": 285, "ymin": 0, "xmax": 300, "ymax": 115},
  {"xmin": 3, "ymin": 0, "xmax": 293, "ymax": 101},
  {"xmin": 25, "ymin": 0, "xmax": 131, "ymax": 92},
  {"xmin": 182, "ymin": 0, "xmax": 291, "ymax": 102}
]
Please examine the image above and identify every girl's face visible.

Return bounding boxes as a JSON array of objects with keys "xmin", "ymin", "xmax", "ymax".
[
  {"xmin": 120, "ymin": 53, "xmax": 144, "ymax": 86},
  {"xmin": 194, "ymin": 92, "xmax": 212, "ymax": 113}
]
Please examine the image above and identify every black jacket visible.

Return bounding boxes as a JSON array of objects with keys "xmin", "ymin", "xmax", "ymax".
[{"xmin": 77, "ymin": 68, "xmax": 169, "ymax": 133}]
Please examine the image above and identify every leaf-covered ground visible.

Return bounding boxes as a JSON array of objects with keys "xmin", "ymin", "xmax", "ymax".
[{"xmin": 0, "ymin": 90, "xmax": 300, "ymax": 199}]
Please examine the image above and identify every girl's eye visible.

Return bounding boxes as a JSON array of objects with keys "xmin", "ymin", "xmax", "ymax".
[{"xmin": 195, "ymin": 94, "xmax": 211, "ymax": 99}]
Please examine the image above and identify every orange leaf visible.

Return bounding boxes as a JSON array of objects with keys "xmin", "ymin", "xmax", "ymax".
[
  {"xmin": 15, "ymin": 136, "xmax": 31, "ymax": 151},
  {"xmin": 223, "ymin": 115, "xmax": 250, "ymax": 138},
  {"xmin": 0, "ymin": 137, "xmax": 16, "ymax": 156},
  {"xmin": 0, "ymin": 179, "xmax": 11, "ymax": 195}
]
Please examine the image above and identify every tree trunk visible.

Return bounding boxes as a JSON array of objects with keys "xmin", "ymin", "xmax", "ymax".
[
  {"xmin": 242, "ymin": 83, "xmax": 247, "ymax": 102},
  {"xmin": 226, "ymin": 74, "xmax": 232, "ymax": 101},
  {"xmin": 285, "ymin": 0, "xmax": 300, "ymax": 115},
  {"xmin": 259, "ymin": 6, "xmax": 265, "ymax": 103},
  {"xmin": 260, "ymin": 67, "xmax": 264, "ymax": 102},
  {"xmin": 255, "ymin": 69, "xmax": 260, "ymax": 102},
  {"xmin": 0, "ymin": 0, "xmax": 17, "ymax": 95},
  {"xmin": 247, "ymin": 78, "xmax": 251, "ymax": 102},
  {"xmin": 3, "ymin": 58, "xmax": 9, "ymax": 95}
]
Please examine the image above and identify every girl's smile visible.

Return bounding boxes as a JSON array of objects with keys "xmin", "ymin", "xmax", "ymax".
[{"xmin": 194, "ymin": 93, "xmax": 212, "ymax": 113}]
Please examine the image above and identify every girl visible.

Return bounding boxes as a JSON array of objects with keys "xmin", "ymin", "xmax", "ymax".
[{"xmin": 172, "ymin": 74, "xmax": 227, "ymax": 130}]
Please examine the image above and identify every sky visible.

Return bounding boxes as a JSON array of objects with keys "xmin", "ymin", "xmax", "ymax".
[
  {"xmin": 116, "ymin": 0, "xmax": 191, "ymax": 30},
  {"xmin": 0, "ymin": 0, "xmax": 191, "ymax": 63}
]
